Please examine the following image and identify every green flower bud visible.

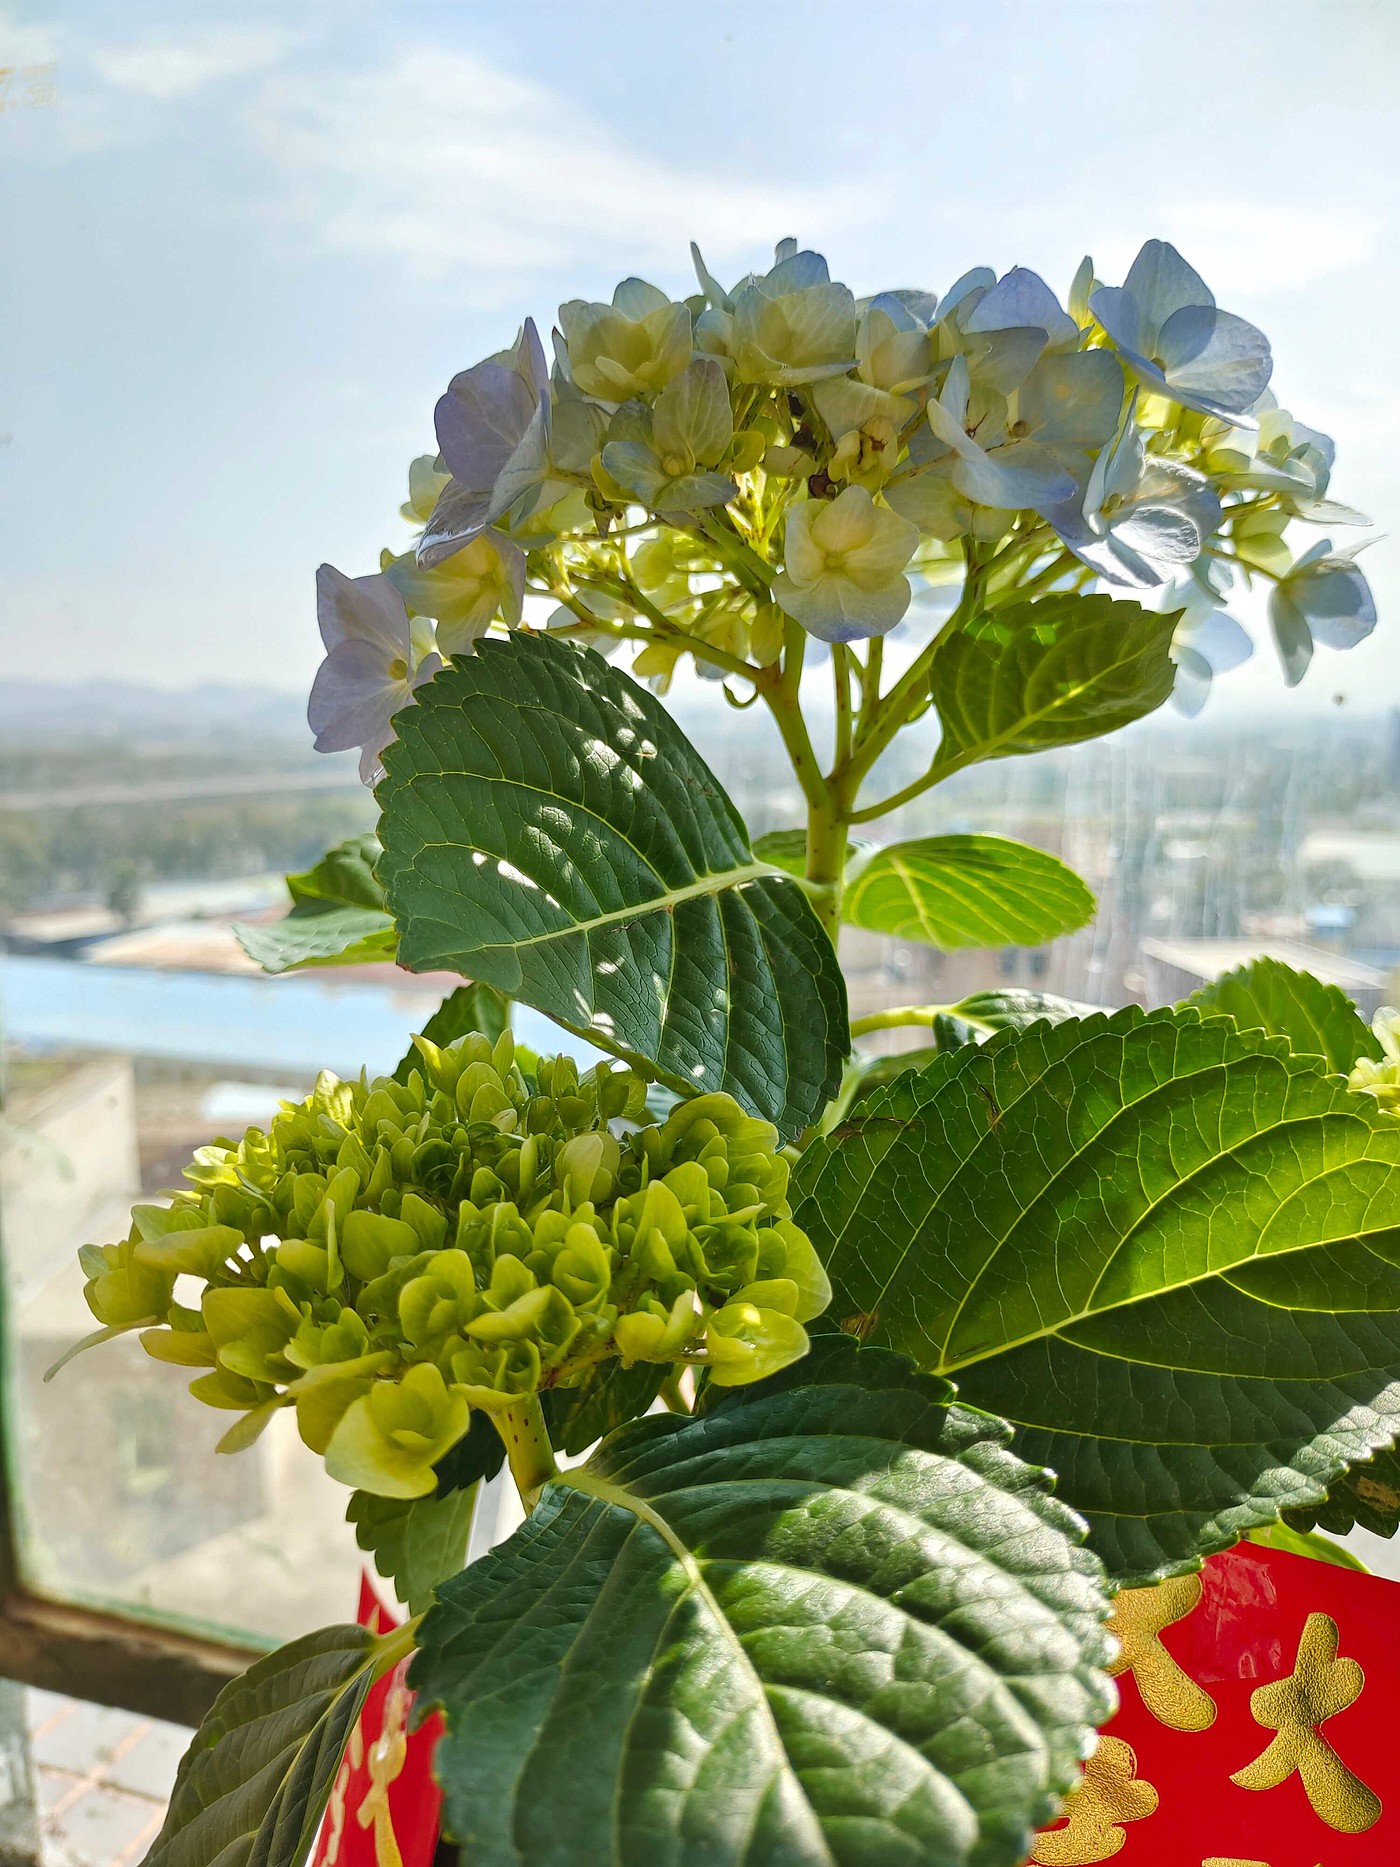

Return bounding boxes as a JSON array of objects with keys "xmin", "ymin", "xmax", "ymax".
[
  {"xmin": 704, "ymin": 1300, "xmax": 809, "ymax": 1386},
  {"xmin": 81, "ymin": 1235, "xmax": 175, "ymax": 1329},
  {"xmin": 70, "ymin": 1033, "xmax": 824, "ymax": 1494},
  {"xmin": 399, "ymin": 1250, "xmax": 479, "ymax": 1351},
  {"xmin": 1351, "ymin": 1008, "xmax": 1400, "ymax": 1111},
  {"xmin": 450, "ymin": 1338, "xmax": 540, "ymax": 1411},
  {"xmin": 615, "ymin": 1291, "xmax": 702, "ymax": 1365},
  {"xmin": 324, "ymin": 1363, "xmax": 470, "ymax": 1499}
]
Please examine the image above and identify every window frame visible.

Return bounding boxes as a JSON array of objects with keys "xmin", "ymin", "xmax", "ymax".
[{"xmin": 0, "ymin": 1089, "xmax": 261, "ymax": 1726}]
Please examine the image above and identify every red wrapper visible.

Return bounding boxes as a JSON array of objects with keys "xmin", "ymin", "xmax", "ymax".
[
  {"xmin": 1034, "ymin": 1541, "xmax": 1399, "ymax": 1865},
  {"xmin": 310, "ymin": 1574, "xmax": 444, "ymax": 1867}
]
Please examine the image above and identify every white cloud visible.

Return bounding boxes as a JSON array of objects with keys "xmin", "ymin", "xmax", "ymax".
[
  {"xmin": 93, "ymin": 26, "xmax": 295, "ymax": 101},
  {"xmin": 251, "ymin": 49, "xmax": 858, "ymax": 292},
  {"xmin": 1095, "ymin": 202, "xmax": 1382, "ymax": 299}
]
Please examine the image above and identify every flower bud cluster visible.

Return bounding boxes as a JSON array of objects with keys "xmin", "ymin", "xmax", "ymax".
[{"xmin": 80, "ymin": 1033, "xmax": 829, "ymax": 1497}]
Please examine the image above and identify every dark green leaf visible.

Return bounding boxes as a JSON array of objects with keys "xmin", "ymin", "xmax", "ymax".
[
  {"xmin": 541, "ymin": 1357, "xmax": 668, "ymax": 1457},
  {"xmin": 929, "ymin": 594, "xmax": 1178, "ymax": 771},
  {"xmin": 377, "ymin": 635, "xmax": 848, "ymax": 1141},
  {"xmin": 843, "ymin": 835, "xmax": 1094, "ymax": 948},
  {"xmin": 1190, "ymin": 956, "xmax": 1382, "ymax": 1075},
  {"xmin": 412, "ymin": 1341, "xmax": 1112, "ymax": 1867},
  {"xmin": 433, "ymin": 1409, "xmax": 506, "ymax": 1496},
  {"xmin": 393, "ymin": 982, "xmax": 513, "ymax": 1083},
  {"xmin": 794, "ymin": 1006, "xmax": 1400, "ymax": 1585},
  {"xmin": 144, "ymin": 1623, "xmax": 383, "ymax": 1867},
  {"xmin": 1285, "ymin": 1444, "xmax": 1400, "ymax": 1540},
  {"xmin": 237, "ymin": 834, "xmax": 397, "ymax": 973},
  {"xmin": 348, "ymin": 1485, "xmax": 478, "ymax": 1616}
]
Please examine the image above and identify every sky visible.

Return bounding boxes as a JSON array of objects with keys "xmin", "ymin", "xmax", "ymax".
[{"xmin": 1, "ymin": 0, "xmax": 1398, "ymax": 718}]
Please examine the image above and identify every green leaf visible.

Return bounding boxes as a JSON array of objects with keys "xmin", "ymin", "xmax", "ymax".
[
  {"xmin": 393, "ymin": 982, "xmax": 512, "ymax": 1083},
  {"xmin": 286, "ymin": 833, "xmax": 387, "ymax": 911},
  {"xmin": 377, "ymin": 635, "xmax": 848, "ymax": 1141},
  {"xmin": 1190, "ymin": 956, "xmax": 1383, "ymax": 1075},
  {"xmin": 751, "ymin": 828, "xmax": 875, "ymax": 877},
  {"xmin": 237, "ymin": 833, "xmax": 398, "ymax": 973},
  {"xmin": 793, "ymin": 1006, "xmax": 1400, "ymax": 1585},
  {"xmin": 541, "ymin": 1357, "xmax": 668, "ymax": 1457},
  {"xmin": 1247, "ymin": 1522, "xmax": 1370, "ymax": 1571},
  {"xmin": 348, "ymin": 1484, "xmax": 478, "ymax": 1616},
  {"xmin": 433, "ymin": 1408, "xmax": 506, "ymax": 1496},
  {"xmin": 236, "ymin": 905, "xmax": 397, "ymax": 974},
  {"xmin": 843, "ymin": 835, "xmax": 1095, "ymax": 948},
  {"xmin": 1285, "ymin": 1443, "xmax": 1400, "ymax": 1541},
  {"xmin": 412, "ymin": 1340, "xmax": 1112, "ymax": 1867},
  {"xmin": 144, "ymin": 1623, "xmax": 384, "ymax": 1867},
  {"xmin": 929, "ymin": 594, "xmax": 1178, "ymax": 771}
]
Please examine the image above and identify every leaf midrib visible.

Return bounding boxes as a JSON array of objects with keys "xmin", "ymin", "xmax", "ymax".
[
  {"xmin": 819, "ymin": 1035, "xmax": 1393, "ymax": 1374},
  {"xmin": 403, "ymin": 850, "xmax": 778, "ymax": 953},
  {"xmin": 558, "ymin": 1465, "xmax": 839, "ymax": 1867},
  {"xmin": 940, "ymin": 1116, "xmax": 1396, "ymax": 1375},
  {"xmin": 935, "ymin": 622, "xmax": 1163, "ymax": 767}
]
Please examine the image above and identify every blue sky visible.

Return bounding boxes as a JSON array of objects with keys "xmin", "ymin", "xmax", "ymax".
[{"xmin": 2, "ymin": 0, "xmax": 1397, "ymax": 715}]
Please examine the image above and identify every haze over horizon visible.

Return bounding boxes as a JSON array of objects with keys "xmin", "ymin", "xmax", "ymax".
[{"xmin": 2, "ymin": 0, "xmax": 1397, "ymax": 719}]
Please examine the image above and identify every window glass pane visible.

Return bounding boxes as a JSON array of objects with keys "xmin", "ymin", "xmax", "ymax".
[{"xmin": 3, "ymin": 0, "xmax": 1398, "ymax": 1650}]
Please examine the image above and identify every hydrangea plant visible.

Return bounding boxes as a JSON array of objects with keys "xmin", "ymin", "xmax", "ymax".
[{"xmin": 67, "ymin": 239, "xmax": 1400, "ymax": 1867}]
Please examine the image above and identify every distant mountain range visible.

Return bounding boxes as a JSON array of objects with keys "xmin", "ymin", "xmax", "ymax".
[{"xmin": 0, "ymin": 680, "xmax": 312, "ymax": 742}]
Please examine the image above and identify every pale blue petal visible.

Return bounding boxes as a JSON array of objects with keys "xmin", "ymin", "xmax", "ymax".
[
  {"xmin": 434, "ymin": 360, "xmax": 536, "ymax": 492},
  {"xmin": 1296, "ymin": 562, "xmax": 1378, "ymax": 649},
  {"xmin": 1155, "ymin": 306, "xmax": 1273, "ymax": 415},
  {"xmin": 1268, "ymin": 587, "xmax": 1314, "ymax": 685},
  {"xmin": 1185, "ymin": 608, "xmax": 1253, "ymax": 675},
  {"xmin": 763, "ymin": 249, "xmax": 831, "ymax": 293},
  {"xmin": 1088, "ymin": 285, "xmax": 1149, "ymax": 358},
  {"xmin": 1018, "ymin": 350, "xmax": 1124, "ymax": 450},
  {"xmin": 950, "ymin": 440, "xmax": 1075, "ymax": 512},
  {"xmin": 308, "ymin": 639, "xmax": 405, "ymax": 753},
  {"xmin": 1121, "ymin": 239, "xmax": 1214, "ymax": 331},
  {"xmin": 773, "ymin": 568, "xmax": 911, "ymax": 643},
  {"xmin": 964, "ymin": 266, "xmax": 1078, "ymax": 348},
  {"xmin": 315, "ymin": 566, "xmax": 411, "ymax": 658},
  {"xmin": 1171, "ymin": 647, "xmax": 1213, "ymax": 717},
  {"xmin": 938, "ymin": 267, "xmax": 995, "ymax": 320},
  {"xmin": 873, "ymin": 289, "xmax": 937, "ymax": 328},
  {"xmin": 417, "ymin": 480, "xmax": 493, "ymax": 568}
]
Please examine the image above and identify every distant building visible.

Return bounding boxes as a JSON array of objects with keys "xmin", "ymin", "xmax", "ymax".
[{"xmin": 1139, "ymin": 937, "xmax": 1386, "ymax": 1019}]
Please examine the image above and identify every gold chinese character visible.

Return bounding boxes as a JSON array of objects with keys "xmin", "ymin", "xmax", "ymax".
[
  {"xmin": 321, "ymin": 1722, "xmax": 364, "ymax": 1865},
  {"xmin": 1231, "ymin": 1611, "xmax": 1381, "ymax": 1834},
  {"xmin": 1107, "ymin": 1573, "xmax": 1216, "ymax": 1731},
  {"xmin": 357, "ymin": 1676, "xmax": 411, "ymax": 1867},
  {"xmin": 1032, "ymin": 1737, "xmax": 1158, "ymax": 1865}
]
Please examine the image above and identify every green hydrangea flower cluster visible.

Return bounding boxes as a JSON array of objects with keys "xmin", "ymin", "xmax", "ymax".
[{"xmin": 79, "ymin": 1033, "xmax": 828, "ymax": 1498}]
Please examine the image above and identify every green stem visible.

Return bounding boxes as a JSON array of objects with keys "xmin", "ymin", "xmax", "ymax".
[
  {"xmin": 496, "ymin": 1395, "xmax": 558, "ymax": 1511},
  {"xmin": 758, "ymin": 619, "xmax": 825, "ymax": 809},
  {"xmin": 832, "ymin": 644, "xmax": 854, "ymax": 770},
  {"xmin": 849, "ymin": 1003, "xmax": 994, "ymax": 1038}
]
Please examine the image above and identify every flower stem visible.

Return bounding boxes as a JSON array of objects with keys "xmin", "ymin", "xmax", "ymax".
[{"xmin": 496, "ymin": 1395, "xmax": 558, "ymax": 1512}]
